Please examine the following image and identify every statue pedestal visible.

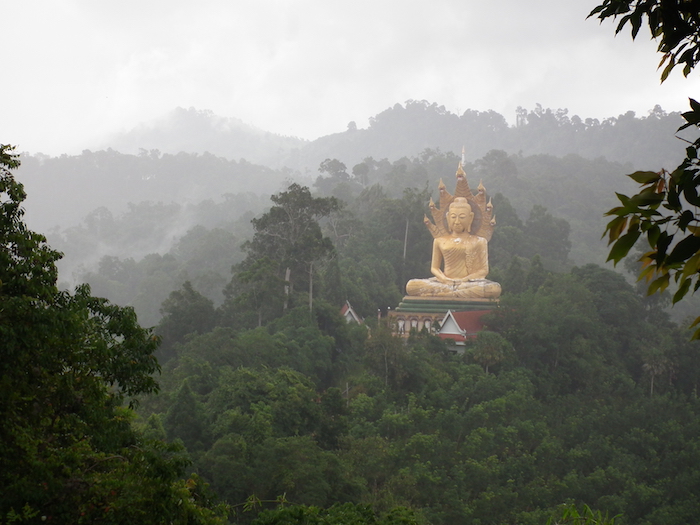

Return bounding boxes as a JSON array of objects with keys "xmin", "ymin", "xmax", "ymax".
[{"xmin": 389, "ymin": 296, "xmax": 498, "ymax": 336}]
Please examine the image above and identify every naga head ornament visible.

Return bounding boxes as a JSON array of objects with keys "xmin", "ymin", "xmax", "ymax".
[{"xmin": 423, "ymin": 162, "xmax": 496, "ymax": 241}]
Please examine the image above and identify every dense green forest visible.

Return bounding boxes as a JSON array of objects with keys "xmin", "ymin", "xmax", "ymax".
[
  {"xmin": 0, "ymin": 145, "xmax": 228, "ymax": 524},
  {"xmin": 123, "ymin": 170, "xmax": 700, "ymax": 525},
  {"xmin": 6, "ymin": 100, "xmax": 700, "ymax": 524}
]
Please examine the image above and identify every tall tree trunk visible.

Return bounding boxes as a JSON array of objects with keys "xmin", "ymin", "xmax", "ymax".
[
  {"xmin": 308, "ymin": 261, "xmax": 314, "ymax": 312},
  {"xmin": 384, "ymin": 344, "xmax": 389, "ymax": 387},
  {"xmin": 283, "ymin": 267, "xmax": 291, "ymax": 311},
  {"xmin": 403, "ymin": 217, "xmax": 409, "ymax": 261}
]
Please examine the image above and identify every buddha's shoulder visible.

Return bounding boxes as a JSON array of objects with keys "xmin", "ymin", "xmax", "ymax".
[{"xmin": 464, "ymin": 234, "xmax": 487, "ymax": 246}]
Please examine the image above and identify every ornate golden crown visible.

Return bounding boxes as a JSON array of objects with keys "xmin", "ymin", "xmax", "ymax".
[{"xmin": 424, "ymin": 163, "xmax": 496, "ymax": 241}]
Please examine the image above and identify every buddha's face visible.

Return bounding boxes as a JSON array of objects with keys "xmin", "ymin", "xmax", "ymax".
[{"xmin": 447, "ymin": 200, "xmax": 474, "ymax": 234}]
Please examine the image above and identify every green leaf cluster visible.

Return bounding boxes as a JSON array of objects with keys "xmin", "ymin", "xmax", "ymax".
[
  {"xmin": 0, "ymin": 145, "xmax": 227, "ymax": 524},
  {"xmin": 589, "ymin": 0, "xmax": 700, "ymax": 80},
  {"xmin": 592, "ymin": 0, "xmax": 700, "ymax": 337},
  {"xmin": 603, "ymin": 103, "xmax": 700, "ymax": 337}
]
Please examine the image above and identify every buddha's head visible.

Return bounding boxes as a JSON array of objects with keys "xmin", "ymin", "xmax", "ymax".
[{"xmin": 447, "ymin": 198, "xmax": 474, "ymax": 234}]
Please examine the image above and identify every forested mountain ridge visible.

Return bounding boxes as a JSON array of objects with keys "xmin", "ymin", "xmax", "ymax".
[
  {"xmin": 18, "ymin": 148, "xmax": 294, "ymax": 233},
  {"xmin": 103, "ymin": 101, "xmax": 696, "ymax": 173},
  {"xmin": 300, "ymin": 101, "xmax": 695, "ymax": 174},
  {"xmin": 16, "ymin": 100, "xmax": 687, "ymax": 239},
  {"xmin": 105, "ymin": 107, "xmax": 308, "ymax": 168}
]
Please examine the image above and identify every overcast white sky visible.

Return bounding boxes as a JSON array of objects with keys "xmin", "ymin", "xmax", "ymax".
[{"xmin": 4, "ymin": 0, "xmax": 700, "ymax": 156}]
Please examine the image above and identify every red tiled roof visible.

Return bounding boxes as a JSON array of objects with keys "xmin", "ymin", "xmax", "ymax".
[
  {"xmin": 450, "ymin": 310, "xmax": 490, "ymax": 334},
  {"xmin": 340, "ymin": 300, "xmax": 363, "ymax": 324}
]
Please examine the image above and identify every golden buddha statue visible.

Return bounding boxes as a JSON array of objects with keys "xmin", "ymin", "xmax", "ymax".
[{"xmin": 405, "ymin": 164, "xmax": 501, "ymax": 299}]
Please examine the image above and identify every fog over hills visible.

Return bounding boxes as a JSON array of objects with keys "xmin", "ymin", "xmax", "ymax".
[
  {"xmin": 104, "ymin": 101, "xmax": 696, "ymax": 174},
  {"xmin": 13, "ymin": 99, "xmax": 699, "ymax": 324},
  {"xmin": 19, "ymin": 99, "xmax": 693, "ymax": 239},
  {"xmin": 105, "ymin": 107, "xmax": 308, "ymax": 168}
]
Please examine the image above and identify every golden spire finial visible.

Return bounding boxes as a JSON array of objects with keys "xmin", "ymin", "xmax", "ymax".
[{"xmin": 455, "ymin": 163, "xmax": 471, "ymax": 198}]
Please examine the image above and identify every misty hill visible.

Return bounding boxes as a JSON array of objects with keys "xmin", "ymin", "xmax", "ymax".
[
  {"xmin": 306, "ymin": 101, "xmax": 695, "ymax": 172},
  {"xmin": 18, "ymin": 148, "xmax": 298, "ymax": 233},
  {"xmin": 107, "ymin": 101, "xmax": 697, "ymax": 172},
  {"xmin": 105, "ymin": 107, "xmax": 308, "ymax": 167}
]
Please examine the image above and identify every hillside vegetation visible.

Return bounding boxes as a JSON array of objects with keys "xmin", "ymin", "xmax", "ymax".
[
  {"xmin": 130, "ymin": 180, "xmax": 700, "ymax": 525},
  {"xmin": 6, "ymin": 101, "xmax": 700, "ymax": 524}
]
